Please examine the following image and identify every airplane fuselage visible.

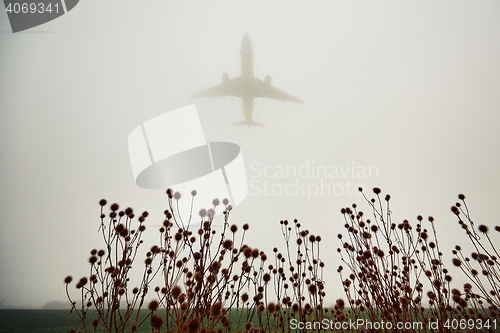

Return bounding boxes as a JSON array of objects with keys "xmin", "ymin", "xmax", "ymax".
[{"xmin": 240, "ymin": 33, "xmax": 255, "ymax": 124}]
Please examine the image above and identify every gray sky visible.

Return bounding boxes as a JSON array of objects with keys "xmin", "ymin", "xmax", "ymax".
[{"xmin": 1, "ymin": 1, "xmax": 500, "ymax": 307}]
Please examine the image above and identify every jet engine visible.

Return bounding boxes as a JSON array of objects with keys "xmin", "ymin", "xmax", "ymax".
[
  {"xmin": 265, "ymin": 75, "xmax": 272, "ymax": 88},
  {"xmin": 222, "ymin": 73, "xmax": 229, "ymax": 83}
]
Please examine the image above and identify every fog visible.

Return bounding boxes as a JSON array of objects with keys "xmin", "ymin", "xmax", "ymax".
[{"xmin": 1, "ymin": 1, "xmax": 500, "ymax": 307}]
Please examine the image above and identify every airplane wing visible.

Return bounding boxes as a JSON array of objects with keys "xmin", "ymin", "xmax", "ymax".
[
  {"xmin": 253, "ymin": 78, "xmax": 304, "ymax": 104},
  {"xmin": 191, "ymin": 77, "xmax": 242, "ymax": 98}
]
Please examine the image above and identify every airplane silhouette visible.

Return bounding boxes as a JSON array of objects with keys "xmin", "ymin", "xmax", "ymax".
[{"xmin": 192, "ymin": 33, "xmax": 304, "ymax": 127}]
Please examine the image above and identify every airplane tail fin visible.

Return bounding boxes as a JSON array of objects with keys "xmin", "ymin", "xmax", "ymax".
[{"xmin": 233, "ymin": 120, "xmax": 265, "ymax": 127}]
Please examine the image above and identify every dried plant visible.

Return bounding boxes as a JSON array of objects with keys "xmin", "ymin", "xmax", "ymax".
[
  {"xmin": 65, "ymin": 189, "xmax": 325, "ymax": 333},
  {"xmin": 450, "ymin": 194, "xmax": 500, "ymax": 323},
  {"xmin": 65, "ymin": 198, "xmax": 155, "ymax": 333},
  {"xmin": 66, "ymin": 185, "xmax": 500, "ymax": 332},
  {"xmin": 336, "ymin": 188, "xmax": 499, "ymax": 333}
]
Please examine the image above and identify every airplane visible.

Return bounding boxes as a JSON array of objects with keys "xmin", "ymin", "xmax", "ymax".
[{"xmin": 191, "ymin": 33, "xmax": 304, "ymax": 127}]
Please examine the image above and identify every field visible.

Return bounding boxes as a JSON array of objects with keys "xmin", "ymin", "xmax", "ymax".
[
  {"xmin": 0, "ymin": 310, "xmax": 79, "ymax": 333},
  {"xmin": 0, "ymin": 308, "xmax": 284, "ymax": 333},
  {"xmin": 1, "ymin": 308, "xmax": 498, "ymax": 333},
  {"xmin": 0, "ymin": 308, "xmax": 320, "ymax": 333}
]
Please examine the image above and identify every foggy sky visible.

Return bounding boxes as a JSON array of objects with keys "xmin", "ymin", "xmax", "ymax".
[{"xmin": 1, "ymin": 0, "xmax": 500, "ymax": 307}]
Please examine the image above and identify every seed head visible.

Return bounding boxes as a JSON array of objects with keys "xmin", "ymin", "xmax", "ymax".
[
  {"xmin": 148, "ymin": 299, "xmax": 159, "ymax": 311},
  {"xmin": 452, "ymin": 258, "xmax": 462, "ymax": 267},
  {"xmin": 211, "ymin": 302, "xmax": 222, "ymax": 316},
  {"xmin": 188, "ymin": 318, "xmax": 200, "ymax": 332},
  {"xmin": 151, "ymin": 315, "xmax": 163, "ymax": 329},
  {"xmin": 223, "ymin": 239, "xmax": 233, "ymax": 250},
  {"xmin": 171, "ymin": 285, "xmax": 182, "ymax": 299},
  {"xmin": 88, "ymin": 256, "xmax": 98, "ymax": 264},
  {"xmin": 478, "ymin": 225, "xmax": 489, "ymax": 234},
  {"xmin": 76, "ymin": 277, "xmax": 88, "ymax": 289}
]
